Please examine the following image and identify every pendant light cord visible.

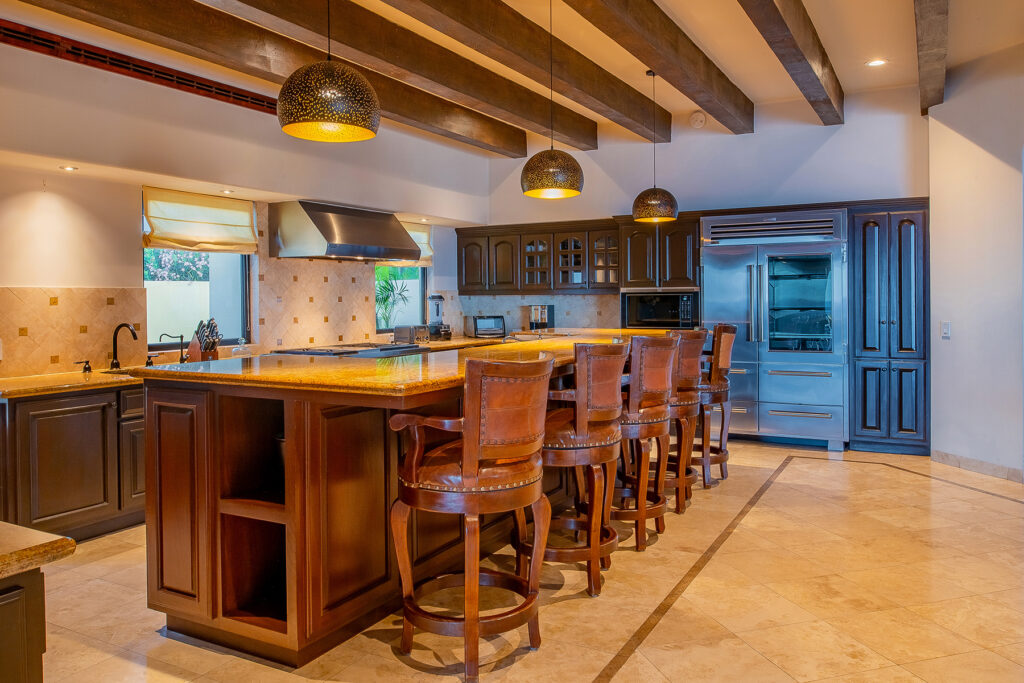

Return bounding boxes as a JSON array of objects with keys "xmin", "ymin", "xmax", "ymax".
[
  {"xmin": 326, "ymin": 0, "xmax": 332, "ymax": 61},
  {"xmin": 548, "ymin": 0, "xmax": 554, "ymax": 151},
  {"xmin": 651, "ymin": 71, "xmax": 657, "ymax": 188}
]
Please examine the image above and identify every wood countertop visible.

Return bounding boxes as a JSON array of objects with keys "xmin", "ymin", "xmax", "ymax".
[
  {"xmin": 131, "ymin": 329, "xmax": 668, "ymax": 397},
  {"xmin": 0, "ymin": 522, "xmax": 76, "ymax": 579},
  {"xmin": 0, "ymin": 371, "xmax": 141, "ymax": 399}
]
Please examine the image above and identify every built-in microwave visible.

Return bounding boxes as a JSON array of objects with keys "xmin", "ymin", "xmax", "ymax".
[{"xmin": 621, "ymin": 291, "xmax": 699, "ymax": 329}]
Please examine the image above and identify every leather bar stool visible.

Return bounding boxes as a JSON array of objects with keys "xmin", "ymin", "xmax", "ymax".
[
  {"xmin": 611, "ymin": 335, "xmax": 678, "ymax": 551},
  {"xmin": 389, "ymin": 355, "xmax": 555, "ymax": 681},
  {"xmin": 513, "ymin": 342, "xmax": 629, "ymax": 597},
  {"xmin": 692, "ymin": 324, "xmax": 738, "ymax": 488},
  {"xmin": 664, "ymin": 329, "xmax": 709, "ymax": 513}
]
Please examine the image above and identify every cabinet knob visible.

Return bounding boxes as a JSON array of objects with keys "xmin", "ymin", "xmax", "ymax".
[
  {"xmin": 890, "ymin": 320, "xmax": 897, "ymax": 325},
  {"xmin": 880, "ymin": 320, "xmax": 887, "ymax": 325}
]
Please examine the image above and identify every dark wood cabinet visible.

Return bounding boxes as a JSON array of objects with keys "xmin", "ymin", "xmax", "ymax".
[
  {"xmin": 852, "ymin": 360, "xmax": 888, "ymax": 440},
  {"xmin": 0, "ymin": 570, "xmax": 45, "ymax": 683},
  {"xmin": 14, "ymin": 392, "xmax": 118, "ymax": 534},
  {"xmin": 588, "ymin": 229, "xmax": 619, "ymax": 289},
  {"xmin": 850, "ymin": 206, "xmax": 928, "ymax": 454},
  {"xmin": 890, "ymin": 360, "xmax": 927, "ymax": 443},
  {"xmin": 456, "ymin": 236, "xmax": 488, "ymax": 292},
  {"xmin": 553, "ymin": 231, "xmax": 587, "ymax": 290},
  {"xmin": 488, "ymin": 234, "xmax": 520, "ymax": 290},
  {"xmin": 520, "ymin": 233, "xmax": 552, "ymax": 290},
  {"xmin": 119, "ymin": 418, "xmax": 146, "ymax": 514},
  {"xmin": 145, "ymin": 387, "xmax": 211, "ymax": 619},
  {"xmin": 658, "ymin": 220, "xmax": 700, "ymax": 288},
  {"xmin": 620, "ymin": 224, "xmax": 658, "ymax": 288}
]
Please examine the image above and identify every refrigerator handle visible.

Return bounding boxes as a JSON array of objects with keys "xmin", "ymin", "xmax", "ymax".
[
  {"xmin": 757, "ymin": 264, "xmax": 766, "ymax": 344},
  {"xmin": 747, "ymin": 264, "xmax": 757, "ymax": 342}
]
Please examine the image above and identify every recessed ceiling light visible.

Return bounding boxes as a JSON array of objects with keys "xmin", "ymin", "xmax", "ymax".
[
  {"xmin": 58, "ymin": 165, "xmax": 78, "ymax": 172},
  {"xmin": 420, "ymin": 218, "xmax": 427, "ymax": 222},
  {"xmin": 221, "ymin": 189, "xmax": 234, "ymax": 194},
  {"xmin": 865, "ymin": 59, "xmax": 888, "ymax": 67}
]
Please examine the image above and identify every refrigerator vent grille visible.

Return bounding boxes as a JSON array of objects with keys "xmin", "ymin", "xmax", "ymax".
[{"xmin": 701, "ymin": 210, "xmax": 846, "ymax": 242}]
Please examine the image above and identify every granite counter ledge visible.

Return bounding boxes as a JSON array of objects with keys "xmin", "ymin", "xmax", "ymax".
[{"xmin": 0, "ymin": 370, "xmax": 140, "ymax": 399}]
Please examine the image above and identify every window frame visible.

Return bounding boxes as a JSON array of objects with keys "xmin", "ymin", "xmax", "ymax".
[
  {"xmin": 375, "ymin": 267, "xmax": 427, "ymax": 334},
  {"xmin": 145, "ymin": 252, "xmax": 253, "ymax": 352}
]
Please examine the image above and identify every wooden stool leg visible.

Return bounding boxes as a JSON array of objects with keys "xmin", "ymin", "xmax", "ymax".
[
  {"xmin": 683, "ymin": 413, "xmax": 699, "ymax": 502},
  {"xmin": 389, "ymin": 500, "xmax": 414, "ymax": 654},
  {"xmin": 464, "ymin": 513, "xmax": 481, "ymax": 681},
  {"xmin": 700, "ymin": 404, "xmax": 713, "ymax": 488},
  {"xmin": 718, "ymin": 400, "xmax": 731, "ymax": 479},
  {"xmin": 585, "ymin": 464, "xmax": 603, "ymax": 596},
  {"xmin": 673, "ymin": 418, "xmax": 685, "ymax": 514},
  {"xmin": 654, "ymin": 434, "xmax": 669, "ymax": 534},
  {"xmin": 600, "ymin": 459, "xmax": 615, "ymax": 570},
  {"xmin": 513, "ymin": 508, "xmax": 529, "ymax": 579},
  {"xmin": 527, "ymin": 495, "xmax": 551, "ymax": 650},
  {"xmin": 634, "ymin": 438, "xmax": 650, "ymax": 551}
]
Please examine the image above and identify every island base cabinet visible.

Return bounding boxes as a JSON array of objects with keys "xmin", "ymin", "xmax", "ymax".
[{"xmin": 0, "ymin": 569, "xmax": 45, "ymax": 683}]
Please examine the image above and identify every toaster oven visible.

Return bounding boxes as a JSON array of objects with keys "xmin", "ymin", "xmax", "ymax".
[{"xmin": 464, "ymin": 315, "xmax": 506, "ymax": 338}]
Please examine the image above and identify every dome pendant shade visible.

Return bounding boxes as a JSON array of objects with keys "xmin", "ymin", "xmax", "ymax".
[
  {"xmin": 632, "ymin": 187, "xmax": 678, "ymax": 222},
  {"xmin": 278, "ymin": 61, "xmax": 380, "ymax": 142},
  {"xmin": 521, "ymin": 149, "xmax": 583, "ymax": 199}
]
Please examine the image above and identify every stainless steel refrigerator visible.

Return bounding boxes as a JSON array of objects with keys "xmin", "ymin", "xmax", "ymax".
[{"xmin": 700, "ymin": 209, "xmax": 848, "ymax": 451}]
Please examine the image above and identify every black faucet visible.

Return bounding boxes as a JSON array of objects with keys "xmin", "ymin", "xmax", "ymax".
[
  {"xmin": 159, "ymin": 333, "xmax": 188, "ymax": 363},
  {"xmin": 110, "ymin": 322, "xmax": 138, "ymax": 370}
]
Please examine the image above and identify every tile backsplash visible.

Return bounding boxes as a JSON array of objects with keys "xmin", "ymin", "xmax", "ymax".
[
  {"xmin": 0, "ymin": 287, "xmax": 147, "ymax": 377},
  {"xmin": 454, "ymin": 293, "xmax": 620, "ymax": 334}
]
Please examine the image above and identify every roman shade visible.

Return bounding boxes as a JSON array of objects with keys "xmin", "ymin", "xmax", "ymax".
[
  {"xmin": 143, "ymin": 187, "xmax": 257, "ymax": 253},
  {"xmin": 389, "ymin": 224, "xmax": 433, "ymax": 267}
]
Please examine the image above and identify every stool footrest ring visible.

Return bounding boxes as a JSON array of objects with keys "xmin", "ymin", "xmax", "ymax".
[{"xmin": 405, "ymin": 568, "xmax": 539, "ymax": 638}]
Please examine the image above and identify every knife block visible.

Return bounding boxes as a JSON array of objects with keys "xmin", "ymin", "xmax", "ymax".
[{"xmin": 187, "ymin": 333, "xmax": 220, "ymax": 363}]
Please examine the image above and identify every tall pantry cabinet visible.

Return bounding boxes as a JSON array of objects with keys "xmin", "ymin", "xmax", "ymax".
[{"xmin": 849, "ymin": 206, "xmax": 929, "ymax": 454}]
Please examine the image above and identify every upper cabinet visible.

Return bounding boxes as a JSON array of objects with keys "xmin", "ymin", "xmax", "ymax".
[
  {"xmin": 521, "ymin": 234, "xmax": 553, "ymax": 290},
  {"xmin": 456, "ymin": 236, "xmax": 488, "ymax": 293},
  {"xmin": 488, "ymin": 234, "xmax": 520, "ymax": 291},
  {"xmin": 851, "ymin": 210, "xmax": 927, "ymax": 359},
  {"xmin": 617, "ymin": 218, "xmax": 700, "ymax": 289},
  {"xmin": 588, "ymin": 229, "xmax": 620, "ymax": 289},
  {"xmin": 553, "ymin": 232, "xmax": 587, "ymax": 290}
]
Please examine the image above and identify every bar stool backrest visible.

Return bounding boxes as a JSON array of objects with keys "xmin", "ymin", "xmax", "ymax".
[
  {"xmin": 461, "ymin": 356, "xmax": 555, "ymax": 486},
  {"xmin": 709, "ymin": 324, "xmax": 738, "ymax": 384},
  {"xmin": 624, "ymin": 335, "xmax": 679, "ymax": 414},
  {"xmin": 570, "ymin": 342, "xmax": 630, "ymax": 438},
  {"xmin": 668, "ymin": 329, "xmax": 708, "ymax": 393}
]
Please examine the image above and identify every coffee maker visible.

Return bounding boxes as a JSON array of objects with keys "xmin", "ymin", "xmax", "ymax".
[
  {"xmin": 528, "ymin": 304, "xmax": 554, "ymax": 331},
  {"xmin": 427, "ymin": 294, "xmax": 452, "ymax": 340}
]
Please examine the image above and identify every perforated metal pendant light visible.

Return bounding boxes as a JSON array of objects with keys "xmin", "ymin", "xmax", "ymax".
[
  {"xmin": 632, "ymin": 70, "xmax": 677, "ymax": 222},
  {"xmin": 521, "ymin": 0, "xmax": 583, "ymax": 199},
  {"xmin": 277, "ymin": 0, "xmax": 380, "ymax": 142}
]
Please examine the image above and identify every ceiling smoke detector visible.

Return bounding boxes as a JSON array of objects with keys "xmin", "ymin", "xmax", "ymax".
[{"xmin": 689, "ymin": 111, "xmax": 707, "ymax": 129}]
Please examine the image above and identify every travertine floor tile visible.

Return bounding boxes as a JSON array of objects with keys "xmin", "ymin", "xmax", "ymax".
[
  {"xmin": 683, "ymin": 582, "xmax": 817, "ymax": 632},
  {"xmin": 991, "ymin": 641, "xmax": 1024, "ymax": 667},
  {"xmin": 827, "ymin": 608, "xmax": 981, "ymax": 664},
  {"xmin": 643, "ymin": 597, "xmax": 732, "ymax": 647},
  {"xmin": 908, "ymin": 594, "xmax": 1024, "ymax": 647},
  {"xmin": 765, "ymin": 574, "xmax": 897, "ymax": 619},
  {"xmin": 57, "ymin": 649, "xmax": 200, "ymax": 682},
  {"xmin": 839, "ymin": 564, "xmax": 974, "ymax": 606},
  {"xmin": 901, "ymin": 649, "xmax": 1024, "ymax": 682},
  {"xmin": 639, "ymin": 636, "xmax": 795, "ymax": 682},
  {"xmin": 737, "ymin": 620, "xmax": 892, "ymax": 681},
  {"xmin": 43, "ymin": 623, "xmax": 125, "ymax": 681},
  {"xmin": 609, "ymin": 651, "xmax": 670, "ymax": 682},
  {"xmin": 811, "ymin": 665, "xmax": 924, "ymax": 681}
]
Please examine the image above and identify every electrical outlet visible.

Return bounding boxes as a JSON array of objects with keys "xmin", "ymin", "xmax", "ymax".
[{"xmin": 940, "ymin": 321, "xmax": 952, "ymax": 339}]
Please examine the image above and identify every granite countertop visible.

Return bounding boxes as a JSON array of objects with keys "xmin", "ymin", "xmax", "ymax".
[
  {"xmin": 131, "ymin": 329, "xmax": 665, "ymax": 397},
  {"xmin": 0, "ymin": 371, "xmax": 141, "ymax": 399},
  {"xmin": 0, "ymin": 522, "xmax": 76, "ymax": 579}
]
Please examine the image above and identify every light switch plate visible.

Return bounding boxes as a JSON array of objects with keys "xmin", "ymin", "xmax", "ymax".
[{"xmin": 940, "ymin": 321, "xmax": 952, "ymax": 339}]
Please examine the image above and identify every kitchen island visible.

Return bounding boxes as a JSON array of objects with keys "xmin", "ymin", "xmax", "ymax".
[{"xmin": 131, "ymin": 331, "xmax": 654, "ymax": 666}]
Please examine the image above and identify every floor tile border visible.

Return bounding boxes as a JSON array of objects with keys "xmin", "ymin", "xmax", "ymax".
[{"xmin": 593, "ymin": 456, "xmax": 795, "ymax": 682}]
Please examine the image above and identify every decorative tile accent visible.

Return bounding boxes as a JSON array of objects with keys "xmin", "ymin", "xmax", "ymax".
[{"xmin": 0, "ymin": 287, "xmax": 147, "ymax": 377}]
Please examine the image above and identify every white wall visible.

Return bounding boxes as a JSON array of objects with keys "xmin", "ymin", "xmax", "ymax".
[
  {"xmin": 0, "ymin": 44, "xmax": 491, "ymax": 227},
  {"xmin": 928, "ymin": 43, "xmax": 1024, "ymax": 478},
  {"xmin": 489, "ymin": 87, "xmax": 929, "ymax": 223},
  {"xmin": 0, "ymin": 166, "xmax": 142, "ymax": 287}
]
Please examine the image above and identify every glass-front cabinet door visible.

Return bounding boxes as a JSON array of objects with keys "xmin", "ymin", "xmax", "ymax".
[
  {"xmin": 553, "ymin": 231, "xmax": 587, "ymax": 289},
  {"xmin": 757, "ymin": 243, "xmax": 845, "ymax": 365}
]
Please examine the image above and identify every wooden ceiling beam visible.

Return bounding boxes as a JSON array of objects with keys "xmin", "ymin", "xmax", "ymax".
[
  {"xmin": 562, "ymin": 0, "xmax": 755, "ymax": 134},
  {"xmin": 19, "ymin": 0, "xmax": 528, "ymax": 157},
  {"xmin": 376, "ymin": 0, "xmax": 671, "ymax": 142},
  {"xmin": 914, "ymin": 0, "xmax": 949, "ymax": 113},
  {"xmin": 737, "ymin": 0, "xmax": 843, "ymax": 125},
  {"xmin": 197, "ymin": 0, "xmax": 598, "ymax": 150}
]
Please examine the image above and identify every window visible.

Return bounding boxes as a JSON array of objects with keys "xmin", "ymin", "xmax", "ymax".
[
  {"xmin": 144, "ymin": 249, "xmax": 250, "ymax": 347},
  {"xmin": 375, "ymin": 265, "xmax": 425, "ymax": 332},
  {"xmin": 141, "ymin": 187, "xmax": 256, "ymax": 348}
]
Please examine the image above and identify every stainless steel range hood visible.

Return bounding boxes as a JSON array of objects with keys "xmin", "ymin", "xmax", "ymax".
[{"xmin": 269, "ymin": 200, "xmax": 421, "ymax": 261}]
